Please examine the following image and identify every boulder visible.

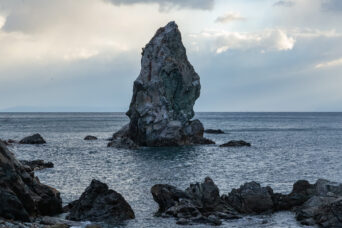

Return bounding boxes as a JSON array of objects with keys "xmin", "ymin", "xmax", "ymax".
[
  {"xmin": 20, "ymin": 160, "xmax": 54, "ymax": 171},
  {"xmin": 290, "ymin": 179, "xmax": 342, "ymax": 227},
  {"xmin": 0, "ymin": 141, "xmax": 62, "ymax": 221},
  {"xmin": 151, "ymin": 177, "xmax": 240, "ymax": 225},
  {"xmin": 19, "ymin": 134, "xmax": 46, "ymax": 144},
  {"xmin": 313, "ymin": 197, "xmax": 342, "ymax": 227},
  {"xmin": 204, "ymin": 129, "xmax": 224, "ymax": 134},
  {"xmin": 84, "ymin": 136, "xmax": 98, "ymax": 141},
  {"xmin": 110, "ymin": 21, "xmax": 214, "ymax": 147},
  {"xmin": 220, "ymin": 140, "xmax": 251, "ymax": 147},
  {"xmin": 67, "ymin": 179, "xmax": 135, "ymax": 222},
  {"xmin": 223, "ymin": 182, "xmax": 274, "ymax": 214}
]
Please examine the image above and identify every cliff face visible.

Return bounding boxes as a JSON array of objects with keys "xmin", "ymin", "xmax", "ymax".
[{"xmin": 111, "ymin": 21, "xmax": 213, "ymax": 147}]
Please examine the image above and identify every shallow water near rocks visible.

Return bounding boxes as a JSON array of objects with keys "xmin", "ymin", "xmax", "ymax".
[{"xmin": 1, "ymin": 112, "xmax": 342, "ymax": 227}]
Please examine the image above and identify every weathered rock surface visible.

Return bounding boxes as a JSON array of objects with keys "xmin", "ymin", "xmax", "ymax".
[
  {"xmin": 19, "ymin": 134, "xmax": 46, "ymax": 144},
  {"xmin": 0, "ymin": 141, "xmax": 62, "ymax": 221},
  {"xmin": 290, "ymin": 179, "xmax": 342, "ymax": 227},
  {"xmin": 151, "ymin": 177, "xmax": 240, "ymax": 225},
  {"xmin": 20, "ymin": 160, "xmax": 54, "ymax": 171},
  {"xmin": 67, "ymin": 179, "xmax": 135, "ymax": 222},
  {"xmin": 223, "ymin": 182, "xmax": 274, "ymax": 214},
  {"xmin": 204, "ymin": 129, "xmax": 225, "ymax": 134},
  {"xmin": 152, "ymin": 177, "xmax": 342, "ymax": 227},
  {"xmin": 110, "ymin": 21, "xmax": 214, "ymax": 147},
  {"xmin": 220, "ymin": 140, "xmax": 251, "ymax": 147},
  {"xmin": 84, "ymin": 136, "xmax": 98, "ymax": 141}
]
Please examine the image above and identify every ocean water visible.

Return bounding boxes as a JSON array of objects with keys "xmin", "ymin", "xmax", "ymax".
[{"xmin": 1, "ymin": 112, "xmax": 342, "ymax": 228}]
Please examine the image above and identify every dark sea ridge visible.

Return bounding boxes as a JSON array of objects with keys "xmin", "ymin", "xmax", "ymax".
[{"xmin": 0, "ymin": 112, "xmax": 341, "ymax": 227}]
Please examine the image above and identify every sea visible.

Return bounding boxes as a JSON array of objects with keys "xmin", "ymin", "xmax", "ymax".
[{"xmin": 0, "ymin": 112, "xmax": 341, "ymax": 228}]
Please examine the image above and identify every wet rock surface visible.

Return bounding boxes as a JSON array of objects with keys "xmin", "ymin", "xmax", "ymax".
[
  {"xmin": 220, "ymin": 140, "xmax": 251, "ymax": 147},
  {"xmin": 84, "ymin": 136, "xmax": 98, "ymax": 141},
  {"xmin": 151, "ymin": 177, "xmax": 240, "ymax": 225},
  {"xmin": 67, "ymin": 179, "xmax": 135, "ymax": 222},
  {"xmin": 20, "ymin": 160, "xmax": 54, "ymax": 171},
  {"xmin": 107, "ymin": 137, "xmax": 138, "ymax": 150},
  {"xmin": 224, "ymin": 181, "xmax": 274, "ymax": 214},
  {"xmin": 204, "ymin": 129, "xmax": 225, "ymax": 134},
  {"xmin": 19, "ymin": 134, "xmax": 46, "ymax": 144},
  {"xmin": 152, "ymin": 177, "xmax": 342, "ymax": 227},
  {"xmin": 110, "ymin": 21, "xmax": 214, "ymax": 147},
  {"xmin": 0, "ymin": 141, "xmax": 62, "ymax": 221}
]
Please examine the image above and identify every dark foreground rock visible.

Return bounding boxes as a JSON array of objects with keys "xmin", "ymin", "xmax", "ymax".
[
  {"xmin": 0, "ymin": 141, "xmax": 62, "ymax": 221},
  {"xmin": 20, "ymin": 160, "xmax": 54, "ymax": 171},
  {"xmin": 151, "ymin": 177, "xmax": 240, "ymax": 225},
  {"xmin": 19, "ymin": 134, "xmax": 46, "ymax": 144},
  {"xmin": 204, "ymin": 129, "xmax": 225, "ymax": 134},
  {"xmin": 223, "ymin": 182, "xmax": 274, "ymax": 214},
  {"xmin": 110, "ymin": 21, "xmax": 214, "ymax": 147},
  {"xmin": 152, "ymin": 177, "xmax": 342, "ymax": 227},
  {"xmin": 84, "ymin": 135, "xmax": 98, "ymax": 141},
  {"xmin": 220, "ymin": 140, "xmax": 251, "ymax": 147},
  {"xmin": 292, "ymin": 179, "xmax": 342, "ymax": 227},
  {"xmin": 67, "ymin": 179, "xmax": 135, "ymax": 222}
]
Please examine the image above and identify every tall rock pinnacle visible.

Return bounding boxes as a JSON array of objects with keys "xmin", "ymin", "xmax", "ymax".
[{"xmin": 110, "ymin": 21, "xmax": 214, "ymax": 147}]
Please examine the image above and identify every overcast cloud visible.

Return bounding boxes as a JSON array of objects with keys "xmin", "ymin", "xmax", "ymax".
[{"xmin": 0, "ymin": 0, "xmax": 341, "ymax": 112}]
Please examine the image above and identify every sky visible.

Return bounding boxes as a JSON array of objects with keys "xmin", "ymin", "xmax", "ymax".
[{"xmin": 0, "ymin": 0, "xmax": 341, "ymax": 112}]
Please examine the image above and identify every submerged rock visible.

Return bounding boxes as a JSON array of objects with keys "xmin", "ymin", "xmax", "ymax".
[
  {"xmin": 110, "ymin": 21, "xmax": 214, "ymax": 147},
  {"xmin": 220, "ymin": 140, "xmax": 251, "ymax": 147},
  {"xmin": 107, "ymin": 137, "xmax": 138, "ymax": 150},
  {"xmin": 84, "ymin": 135, "xmax": 98, "ymax": 141},
  {"xmin": 19, "ymin": 134, "xmax": 46, "ymax": 144},
  {"xmin": 20, "ymin": 160, "xmax": 54, "ymax": 171},
  {"xmin": 204, "ymin": 129, "xmax": 225, "ymax": 134},
  {"xmin": 67, "ymin": 179, "xmax": 135, "ymax": 222},
  {"xmin": 0, "ymin": 141, "xmax": 62, "ymax": 221}
]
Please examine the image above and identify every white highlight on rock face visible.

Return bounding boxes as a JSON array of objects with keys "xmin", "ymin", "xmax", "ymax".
[
  {"xmin": 215, "ymin": 12, "xmax": 245, "ymax": 24},
  {"xmin": 316, "ymin": 58, "xmax": 342, "ymax": 69}
]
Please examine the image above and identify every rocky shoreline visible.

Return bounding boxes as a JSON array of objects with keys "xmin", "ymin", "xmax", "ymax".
[{"xmin": 1, "ymin": 139, "xmax": 342, "ymax": 227}]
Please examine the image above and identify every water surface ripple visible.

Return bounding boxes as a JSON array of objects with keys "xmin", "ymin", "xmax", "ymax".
[{"xmin": 1, "ymin": 112, "xmax": 341, "ymax": 227}]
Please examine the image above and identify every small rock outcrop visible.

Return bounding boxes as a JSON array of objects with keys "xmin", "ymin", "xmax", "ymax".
[
  {"xmin": 220, "ymin": 140, "xmax": 251, "ymax": 147},
  {"xmin": 0, "ymin": 141, "xmax": 62, "ymax": 221},
  {"xmin": 67, "ymin": 179, "xmax": 135, "ymax": 222},
  {"xmin": 151, "ymin": 177, "xmax": 342, "ymax": 227},
  {"xmin": 19, "ymin": 134, "xmax": 46, "ymax": 144},
  {"xmin": 291, "ymin": 179, "xmax": 342, "ymax": 227},
  {"xmin": 204, "ymin": 129, "xmax": 224, "ymax": 134},
  {"xmin": 151, "ymin": 177, "xmax": 240, "ymax": 225},
  {"xmin": 20, "ymin": 160, "xmax": 54, "ymax": 171},
  {"xmin": 110, "ymin": 21, "xmax": 214, "ymax": 147},
  {"xmin": 223, "ymin": 181, "xmax": 274, "ymax": 214},
  {"xmin": 84, "ymin": 136, "xmax": 98, "ymax": 141}
]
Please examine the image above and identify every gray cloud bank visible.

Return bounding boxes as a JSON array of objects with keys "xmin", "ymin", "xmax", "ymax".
[
  {"xmin": 273, "ymin": 1, "xmax": 295, "ymax": 7},
  {"xmin": 104, "ymin": 0, "xmax": 214, "ymax": 11},
  {"xmin": 322, "ymin": 0, "xmax": 342, "ymax": 11}
]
